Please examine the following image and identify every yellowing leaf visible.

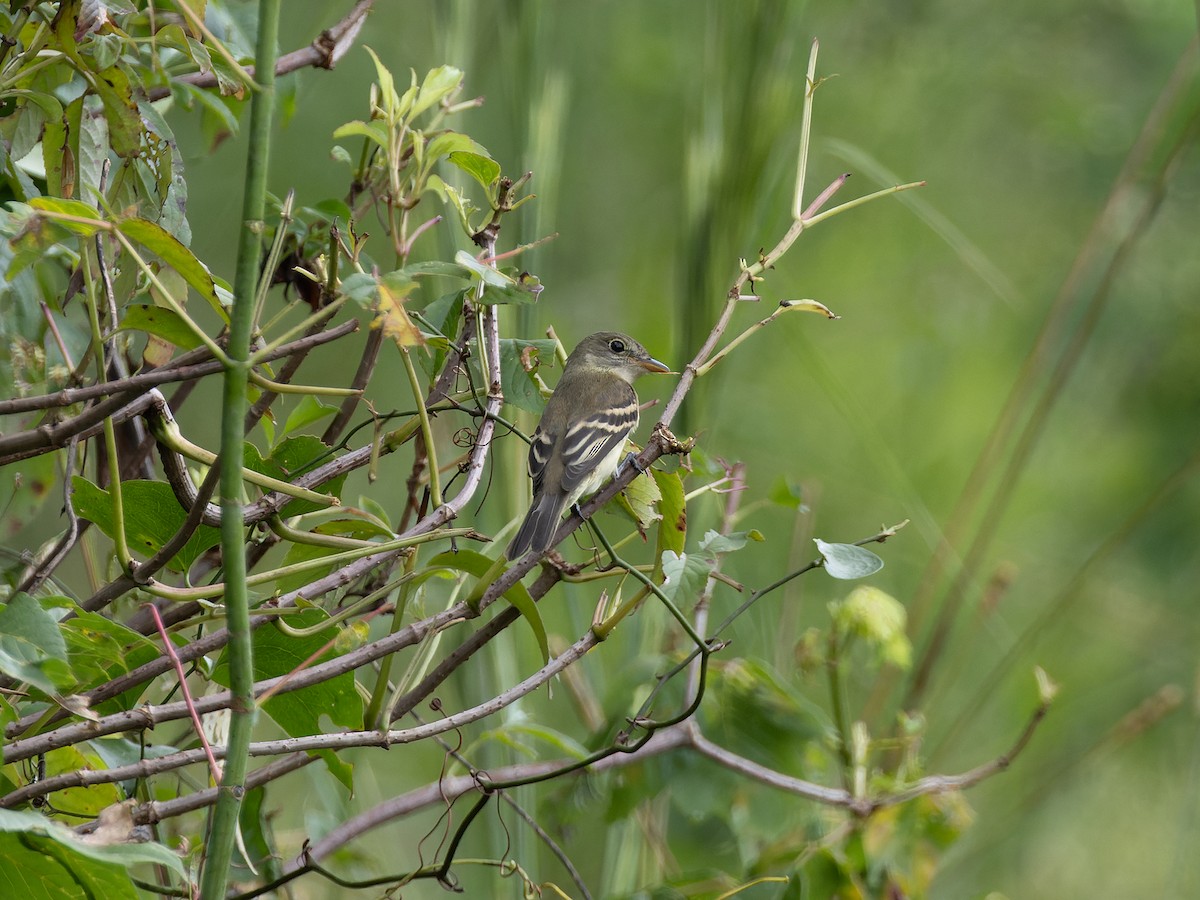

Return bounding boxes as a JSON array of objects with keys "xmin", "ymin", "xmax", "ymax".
[{"xmin": 371, "ymin": 277, "xmax": 424, "ymax": 346}]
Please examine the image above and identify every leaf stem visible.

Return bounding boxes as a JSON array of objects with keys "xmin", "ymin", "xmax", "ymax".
[
  {"xmin": 247, "ymin": 369, "xmax": 363, "ymax": 397},
  {"xmin": 152, "ymin": 414, "xmax": 341, "ymax": 509},
  {"xmin": 145, "ymin": 529, "xmax": 472, "ymax": 602}
]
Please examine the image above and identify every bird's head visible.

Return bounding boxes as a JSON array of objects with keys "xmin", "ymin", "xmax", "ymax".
[{"xmin": 568, "ymin": 332, "xmax": 671, "ymax": 383}]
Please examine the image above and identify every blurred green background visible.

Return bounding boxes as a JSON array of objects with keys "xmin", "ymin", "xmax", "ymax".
[{"xmin": 164, "ymin": 1, "xmax": 1199, "ymax": 897}]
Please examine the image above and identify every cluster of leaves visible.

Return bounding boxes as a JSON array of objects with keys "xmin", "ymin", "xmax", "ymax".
[{"xmin": 0, "ymin": 5, "xmax": 1024, "ymax": 900}]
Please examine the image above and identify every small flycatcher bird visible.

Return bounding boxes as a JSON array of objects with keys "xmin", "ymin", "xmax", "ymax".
[{"xmin": 506, "ymin": 331, "xmax": 670, "ymax": 560}]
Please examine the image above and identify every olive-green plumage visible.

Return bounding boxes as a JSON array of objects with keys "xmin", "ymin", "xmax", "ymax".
[{"xmin": 506, "ymin": 332, "xmax": 670, "ymax": 560}]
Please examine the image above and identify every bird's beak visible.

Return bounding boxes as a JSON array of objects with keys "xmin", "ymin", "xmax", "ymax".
[{"xmin": 639, "ymin": 356, "xmax": 672, "ymax": 374}]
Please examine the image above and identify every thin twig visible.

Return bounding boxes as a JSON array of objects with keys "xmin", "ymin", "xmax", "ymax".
[{"xmin": 146, "ymin": 603, "xmax": 223, "ymax": 784}]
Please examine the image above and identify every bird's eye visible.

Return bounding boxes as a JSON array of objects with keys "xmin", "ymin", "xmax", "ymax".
[{"xmin": 608, "ymin": 339, "xmax": 625, "ymax": 353}]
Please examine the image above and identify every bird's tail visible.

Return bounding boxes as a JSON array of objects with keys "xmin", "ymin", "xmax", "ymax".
[{"xmin": 506, "ymin": 492, "xmax": 564, "ymax": 560}]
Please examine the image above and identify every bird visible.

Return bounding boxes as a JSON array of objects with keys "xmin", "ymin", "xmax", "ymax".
[{"xmin": 505, "ymin": 331, "xmax": 670, "ymax": 560}]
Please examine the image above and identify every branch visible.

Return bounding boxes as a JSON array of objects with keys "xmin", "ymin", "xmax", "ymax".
[
  {"xmin": 688, "ymin": 728, "xmax": 856, "ymax": 809},
  {"xmin": 283, "ymin": 728, "xmax": 693, "ymax": 872},
  {"xmin": 144, "ymin": 1, "xmax": 375, "ymax": 102},
  {"xmin": 871, "ymin": 684, "xmax": 1053, "ymax": 810},
  {"xmin": 91, "ymin": 754, "xmax": 316, "ymax": 830},
  {"xmin": 390, "ymin": 565, "xmax": 563, "ymax": 722},
  {"xmin": 0, "ymin": 318, "xmax": 359, "ymax": 419}
]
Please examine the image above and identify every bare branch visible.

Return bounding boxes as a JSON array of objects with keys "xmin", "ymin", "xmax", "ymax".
[
  {"xmin": 0, "ymin": 319, "xmax": 359, "ymax": 417},
  {"xmin": 870, "ymin": 692, "xmax": 1052, "ymax": 810},
  {"xmin": 144, "ymin": 1, "xmax": 375, "ymax": 102}
]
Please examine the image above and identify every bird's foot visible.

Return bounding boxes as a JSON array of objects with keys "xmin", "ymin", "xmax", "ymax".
[{"xmin": 615, "ymin": 451, "xmax": 645, "ymax": 479}]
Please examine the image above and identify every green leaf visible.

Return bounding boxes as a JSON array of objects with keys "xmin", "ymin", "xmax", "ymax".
[
  {"xmin": 410, "ymin": 65, "xmax": 464, "ymax": 119},
  {"xmin": 611, "ymin": 470, "xmax": 662, "ymax": 538},
  {"xmin": 242, "ymin": 436, "xmax": 345, "ymax": 518},
  {"xmin": 38, "ymin": 746, "xmax": 123, "ymax": 816},
  {"xmin": 313, "ymin": 516, "xmax": 394, "ymax": 541},
  {"xmin": 8, "ymin": 90, "xmax": 64, "ymax": 120},
  {"xmin": 814, "ymin": 538, "xmax": 885, "ymax": 580},
  {"xmin": 40, "ymin": 107, "xmax": 69, "ymax": 199},
  {"xmin": 119, "ymin": 303, "xmax": 203, "ymax": 350},
  {"xmin": 0, "ymin": 452, "xmax": 57, "ymax": 538},
  {"xmin": 178, "ymin": 81, "xmax": 241, "ymax": 144},
  {"xmin": 423, "ymin": 131, "xmax": 477, "ymax": 169},
  {"xmin": 340, "ymin": 271, "xmax": 379, "ymax": 306},
  {"xmin": 363, "ymin": 46, "xmax": 403, "ymax": 120},
  {"xmin": 59, "ymin": 611, "xmax": 158, "ymax": 707},
  {"xmin": 117, "ymin": 217, "xmax": 221, "ymax": 315},
  {"xmin": 0, "ymin": 807, "xmax": 186, "ymax": 878},
  {"xmin": 698, "ymin": 530, "xmax": 761, "ymax": 554},
  {"xmin": 652, "ymin": 469, "xmax": 687, "ymax": 560},
  {"xmin": 75, "ymin": 95, "xmax": 108, "ymax": 208},
  {"xmin": 447, "ymin": 150, "xmax": 501, "ymax": 191},
  {"xmin": 768, "ymin": 476, "xmax": 806, "ymax": 510},
  {"xmin": 398, "ymin": 259, "xmax": 469, "ymax": 279},
  {"xmin": 27, "ymin": 197, "xmax": 104, "ymax": 234},
  {"xmin": 330, "ymin": 119, "xmax": 390, "ymax": 148},
  {"xmin": 0, "ymin": 593, "xmax": 71, "ymax": 694},
  {"xmin": 499, "ymin": 338, "xmax": 555, "ymax": 413},
  {"xmin": 88, "ymin": 34, "xmax": 123, "ymax": 75},
  {"xmin": 659, "ymin": 551, "xmax": 714, "ymax": 605},
  {"xmin": 428, "ymin": 550, "xmax": 548, "ymax": 664},
  {"xmin": 453, "ymin": 249, "xmax": 510, "ymax": 288},
  {"xmin": 136, "ymin": 100, "xmax": 191, "ymax": 245},
  {"xmin": 274, "ymin": 541, "xmax": 339, "ymax": 594},
  {"xmin": 421, "ymin": 287, "xmax": 466, "ymax": 336},
  {"xmin": 0, "ymin": 829, "xmax": 139, "ymax": 898},
  {"xmin": 282, "ymin": 394, "xmax": 337, "ymax": 438},
  {"xmin": 71, "ymin": 477, "xmax": 222, "ymax": 573},
  {"xmin": 479, "ymin": 270, "xmax": 544, "ymax": 306},
  {"xmin": 358, "ymin": 495, "xmax": 394, "ymax": 532},
  {"xmin": 426, "ymin": 174, "xmax": 478, "ymax": 233},
  {"xmin": 212, "ymin": 608, "xmax": 362, "ymax": 790},
  {"xmin": 237, "ymin": 783, "xmax": 281, "ymax": 881},
  {"xmin": 8, "ymin": 97, "xmax": 46, "ymax": 161},
  {"xmin": 91, "ymin": 65, "xmax": 141, "ymax": 159}
]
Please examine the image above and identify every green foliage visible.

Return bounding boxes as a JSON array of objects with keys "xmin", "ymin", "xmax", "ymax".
[
  {"xmin": 0, "ymin": 594, "xmax": 70, "ymax": 694},
  {"xmin": 213, "ymin": 608, "xmax": 363, "ymax": 790},
  {"xmin": 815, "ymin": 538, "xmax": 885, "ymax": 580},
  {"xmin": 72, "ymin": 478, "xmax": 222, "ymax": 572},
  {"xmin": 242, "ymin": 436, "xmax": 346, "ymax": 517},
  {"xmin": 499, "ymin": 337, "xmax": 556, "ymax": 413},
  {"xmin": 829, "ymin": 585, "xmax": 912, "ymax": 670},
  {"xmin": 59, "ymin": 612, "xmax": 159, "ymax": 712},
  {"xmin": 5, "ymin": 1, "xmax": 1162, "ymax": 897},
  {"xmin": 430, "ymin": 549, "xmax": 548, "ymax": 663},
  {"xmin": 0, "ymin": 808, "xmax": 186, "ymax": 895}
]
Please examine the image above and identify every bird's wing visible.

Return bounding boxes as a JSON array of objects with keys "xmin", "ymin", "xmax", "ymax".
[
  {"xmin": 559, "ymin": 381, "xmax": 639, "ymax": 494},
  {"xmin": 527, "ymin": 425, "xmax": 555, "ymax": 495}
]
